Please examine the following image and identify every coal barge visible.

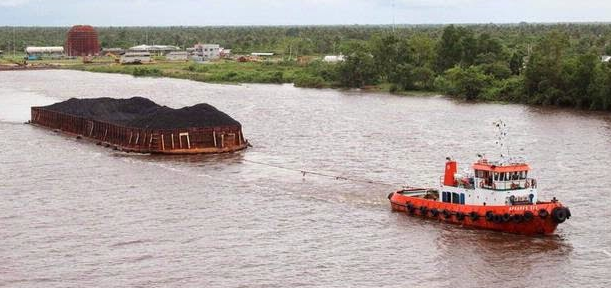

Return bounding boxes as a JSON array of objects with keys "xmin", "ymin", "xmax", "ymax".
[{"xmin": 31, "ymin": 97, "xmax": 248, "ymax": 154}]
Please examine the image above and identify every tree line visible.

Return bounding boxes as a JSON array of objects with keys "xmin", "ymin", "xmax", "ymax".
[
  {"xmin": 328, "ymin": 25, "xmax": 611, "ymax": 110},
  {"xmin": 2, "ymin": 24, "xmax": 611, "ymax": 110}
]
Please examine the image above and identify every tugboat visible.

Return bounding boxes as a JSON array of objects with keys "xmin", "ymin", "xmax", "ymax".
[{"xmin": 388, "ymin": 122, "xmax": 571, "ymax": 235}]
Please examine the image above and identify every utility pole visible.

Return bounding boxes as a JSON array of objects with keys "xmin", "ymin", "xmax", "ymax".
[
  {"xmin": 12, "ymin": 26, "xmax": 16, "ymax": 56},
  {"xmin": 392, "ymin": 0, "xmax": 396, "ymax": 33}
]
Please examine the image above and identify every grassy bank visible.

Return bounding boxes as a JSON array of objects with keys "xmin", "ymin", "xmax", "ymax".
[{"xmin": 66, "ymin": 60, "xmax": 335, "ymax": 87}]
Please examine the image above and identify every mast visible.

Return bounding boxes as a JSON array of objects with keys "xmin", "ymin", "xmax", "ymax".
[{"xmin": 493, "ymin": 120, "xmax": 511, "ymax": 163}]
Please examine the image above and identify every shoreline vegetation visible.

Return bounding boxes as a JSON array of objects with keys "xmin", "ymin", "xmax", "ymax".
[{"xmin": 2, "ymin": 24, "xmax": 611, "ymax": 110}]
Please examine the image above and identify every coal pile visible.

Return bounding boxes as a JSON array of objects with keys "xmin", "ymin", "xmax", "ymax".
[{"xmin": 42, "ymin": 97, "xmax": 241, "ymax": 129}]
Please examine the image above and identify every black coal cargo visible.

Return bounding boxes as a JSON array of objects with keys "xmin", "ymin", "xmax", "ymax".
[{"xmin": 31, "ymin": 97, "xmax": 248, "ymax": 154}]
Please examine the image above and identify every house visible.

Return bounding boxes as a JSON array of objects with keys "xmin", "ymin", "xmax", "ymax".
[
  {"xmin": 192, "ymin": 43, "xmax": 221, "ymax": 61},
  {"xmin": 220, "ymin": 48, "xmax": 231, "ymax": 58}
]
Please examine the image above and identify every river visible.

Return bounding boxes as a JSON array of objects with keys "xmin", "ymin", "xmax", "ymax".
[{"xmin": 1, "ymin": 70, "xmax": 610, "ymax": 287}]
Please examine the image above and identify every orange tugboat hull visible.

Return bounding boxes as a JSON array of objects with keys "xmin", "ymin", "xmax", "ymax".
[{"xmin": 389, "ymin": 191, "xmax": 570, "ymax": 236}]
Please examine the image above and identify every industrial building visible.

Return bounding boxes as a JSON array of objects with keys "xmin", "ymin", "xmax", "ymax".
[
  {"xmin": 65, "ymin": 25, "xmax": 100, "ymax": 56},
  {"xmin": 101, "ymin": 48, "xmax": 125, "ymax": 54},
  {"xmin": 25, "ymin": 47, "xmax": 65, "ymax": 60},
  {"xmin": 129, "ymin": 45, "xmax": 180, "ymax": 56},
  {"xmin": 120, "ymin": 52, "xmax": 152, "ymax": 64}
]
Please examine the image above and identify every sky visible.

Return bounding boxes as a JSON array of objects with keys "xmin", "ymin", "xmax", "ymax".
[{"xmin": 0, "ymin": 0, "xmax": 610, "ymax": 26}]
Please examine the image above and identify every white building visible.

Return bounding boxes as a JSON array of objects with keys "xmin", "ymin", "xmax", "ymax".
[
  {"xmin": 192, "ymin": 43, "xmax": 221, "ymax": 61},
  {"xmin": 220, "ymin": 48, "xmax": 231, "ymax": 58},
  {"xmin": 166, "ymin": 51, "xmax": 189, "ymax": 61},
  {"xmin": 323, "ymin": 55, "xmax": 345, "ymax": 63},
  {"xmin": 120, "ymin": 52, "xmax": 152, "ymax": 64}
]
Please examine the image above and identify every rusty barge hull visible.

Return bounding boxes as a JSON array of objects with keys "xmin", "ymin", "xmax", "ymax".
[{"xmin": 31, "ymin": 107, "xmax": 248, "ymax": 154}]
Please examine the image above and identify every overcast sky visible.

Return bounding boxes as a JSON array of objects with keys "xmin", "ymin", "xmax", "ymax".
[{"xmin": 0, "ymin": 0, "xmax": 610, "ymax": 26}]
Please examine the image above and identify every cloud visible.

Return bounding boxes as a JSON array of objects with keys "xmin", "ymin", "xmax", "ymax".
[
  {"xmin": 394, "ymin": 0, "xmax": 484, "ymax": 9},
  {"xmin": 0, "ymin": 0, "xmax": 31, "ymax": 7}
]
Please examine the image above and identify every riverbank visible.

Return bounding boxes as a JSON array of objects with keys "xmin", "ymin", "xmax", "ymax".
[
  {"xmin": 63, "ymin": 60, "xmax": 442, "ymax": 96},
  {"xmin": 65, "ymin": 60, "xmax": 320, "ymax": 85}
]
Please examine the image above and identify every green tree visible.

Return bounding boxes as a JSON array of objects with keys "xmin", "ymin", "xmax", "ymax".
[
  {"xmin": 338, "ymin": 43, "xmax": 378, "ymax": 88},
  {"xmin": 438, "ymin": 66, "xmax": 491, "ymax": 100},
  {"xmin": 509, "ymin": 51, "xmax": 524, "ymax": 75},
  {"xmin": 436, "ymin": 25, "xmax": 464, "ymax": 72}
]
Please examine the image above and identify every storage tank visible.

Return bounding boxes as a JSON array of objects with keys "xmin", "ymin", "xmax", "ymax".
[{"xmin": 65, "ymin": 25, "xmax": 100, "ymax": 56}]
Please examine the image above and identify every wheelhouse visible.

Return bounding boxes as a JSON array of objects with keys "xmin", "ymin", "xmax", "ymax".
[
  {"xmin": 440, "ymin": 158, "xmax": 539, "ymax": 206},
  {"xmin": 472, "ymin": 159, "xmax": 536, "ymax": 191}
]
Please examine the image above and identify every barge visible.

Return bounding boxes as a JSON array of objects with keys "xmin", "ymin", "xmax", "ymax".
[{"xmin": 31, "ymin": 97, "xmax": 248, "ymax": 154}]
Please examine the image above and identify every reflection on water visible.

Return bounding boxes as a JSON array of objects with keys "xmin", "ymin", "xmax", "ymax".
[{"xmin": 1, "ymin": 70, "xmax": 610, "ymax": 287}]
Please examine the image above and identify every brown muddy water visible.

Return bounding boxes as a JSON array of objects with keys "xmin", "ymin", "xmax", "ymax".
[{"xmin": 1, "ymin": 70, "xmax": 610, "ymax": 288}]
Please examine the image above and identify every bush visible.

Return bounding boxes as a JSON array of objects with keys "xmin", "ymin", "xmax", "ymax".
[
  {"xmin": 439, "ymin": 66, "xmax": 492, "ymax": 100},
  {"xmin": 294, "ymin": 74, "xmax": 325, "ymax": 88},
  {"xmin": 132, "ymin": 67, "xmax": 162, "ymax": 77}
]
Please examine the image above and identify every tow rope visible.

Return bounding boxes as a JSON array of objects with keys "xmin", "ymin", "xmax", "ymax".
[{"xmin": 242, "ymin": 159, "xmax": 408, "ymax": 187}]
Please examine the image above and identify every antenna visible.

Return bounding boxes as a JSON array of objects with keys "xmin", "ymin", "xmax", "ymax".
[
  {"xmin": 392, "ymin": 0, "xmax": 396, "ymax": 33},
  {"xmin": 493, "ymin": 120, "xmax": 510, "ymax": 162}
]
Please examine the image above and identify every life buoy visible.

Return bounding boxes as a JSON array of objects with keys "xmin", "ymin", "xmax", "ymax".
[
  {"xmin": 408, "ymin": 206, "xmax": 416, "ymax": 215},
  {"xmin": 442, "ymin": 209, "xmax": 452, "ymax": 219},
  {"xmin": 512, "ymin": 214, "xmax": 524, "ymax": 223},
  {"xmin": 523, "ymin": 211, "xmax": 534, "ymax": 222},
  {"xmin": 419, "ymin": 206, "xmax": 428, "ymax": 216},
  {"xmin": 502, "ymin": 213, "xmax": 511, "ymax": 222},
  {"xmin": 493, "ymin": 214, "xmax": 503, "ymax": 223},
  {"xmin": 538, "ymin": 209, "xmax": 549, "ymax": 219},
  {"xmin": 485, "ymin": 211, "xmax": 494, "ymax": 222},
  {"xmin": 406, "ymin": 203, "xmax": 415, "ymax": 214},
  {"xmin": 470, "ymin": 211, "xmax": 480, "ymax": 221},
  {"xmin": 430, "ymin": 208, "xmax": 439, "ymax": 217},
  {"xmin": 552, "ymin": 207, "xmax": 569, "ymax": 223}
]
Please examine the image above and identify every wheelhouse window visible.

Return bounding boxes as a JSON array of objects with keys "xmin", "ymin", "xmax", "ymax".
[{"xmin": 452, "ymin": 192, "xmax": 460, "ymax": 204}]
